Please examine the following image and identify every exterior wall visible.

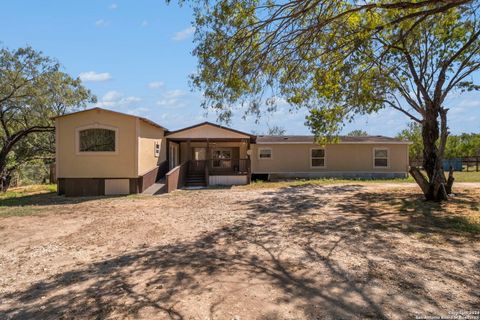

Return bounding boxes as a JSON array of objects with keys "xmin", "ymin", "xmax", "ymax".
[
  {"xmin": 57, "ymin": 178, "xmax": 139, "ymax": 197},
  {"xmin": 209, "ymin": 175, "xmax": 248, "ymax": 186},
  {"xmin": 251, "ymin": 143, "xmax": 409, "ymax": 177},
  {"xmin": 56, "ymin": 109, "xmax": 137, "ymax": 179},
  {"xmin": 179, "ymin": 141, "xmax": 248, "ymax": 162},
  {"xmin": 137, "ymin": 120, "xmax": 167, "ymax": 175},
  {"xmin": 168, "ymin": 124, "xmax": 250, "ymax": 139}
]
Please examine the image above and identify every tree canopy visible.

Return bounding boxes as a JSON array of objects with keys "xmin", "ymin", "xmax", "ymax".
[
  {"xmin": 187, "ymin": 0, "xmax": 480, "ymax": 200},
  {"xmin": 398, "ymin": 123, "xmax": 480, "ymax": 160},
  {"xmin": 0, "ymin": 46, "xmax": 95, "ymax": 190}
]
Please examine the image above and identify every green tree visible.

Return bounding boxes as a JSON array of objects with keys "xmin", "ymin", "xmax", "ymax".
[
  {"xmin": 0, "ymin": 47, "xmax": 95, "ymax": 191},
  {"xmin": 347, "ymin": 130, "xmax": 368, "ymax": 137},
  {"xmin": 398, "ymin": 123, "xmax": 480, "ymax": 160},
  {"xmin": 188, "ymin": 1, "xmax": 480, "ymax": 201},
  {"xmin": 397, "ymin": 123, "xmax": 423, "ymax": 161}
]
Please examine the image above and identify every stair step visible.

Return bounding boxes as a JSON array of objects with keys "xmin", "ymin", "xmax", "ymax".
[{"xmin": 186, "ymin": 182, "xmax": 206, "ymax": 186}]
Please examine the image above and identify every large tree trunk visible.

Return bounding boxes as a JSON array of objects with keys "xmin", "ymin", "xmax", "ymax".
[
  {"xmin": 419, "ymin": 106, "xmax": 449, "ymax": 201},
  {"xmin": 0, "ymin": 171, "xmax": 12, "ymax": 192}
]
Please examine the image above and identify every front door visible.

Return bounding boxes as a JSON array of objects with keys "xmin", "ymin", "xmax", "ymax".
[
  {"xmin": 190, "ymin": 147, "xmax": 207, "ymax": 172},
  {"xmin": 193, "ymin": 147, "xmax": 207, "ymax": 160},
  {"xmin": 212, "ymin": 148, "xmax": 232, "ymax": 168}
]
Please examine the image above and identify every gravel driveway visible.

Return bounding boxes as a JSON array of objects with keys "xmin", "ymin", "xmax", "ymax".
[{"xmin": 1, "ymin": 183, "xmax": 479, "ymax": 319}]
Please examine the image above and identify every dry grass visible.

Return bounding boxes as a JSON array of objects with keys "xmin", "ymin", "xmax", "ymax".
[{"xmin": 245, "ymin": 171, "xmax": 480, "ymax": 189}]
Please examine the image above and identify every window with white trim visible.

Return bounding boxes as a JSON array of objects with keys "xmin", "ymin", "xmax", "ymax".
[
  {"xmin": 258, "ymin": 148, "xmax": 272, "ymax": 159},
  {"xmin": 374, "ymin": 148, "xmax": 389, "ymax": 168},
  {"xmin": 154, "ymin": 141, "xmax": 161, "ymax": 157},
  {"xmin": 311, "ymin": 148, "xmax": 325, "ymax": 167},
  {"xmin": 78, "ymin": 128, "xmax": 116, "ymax": 152}
]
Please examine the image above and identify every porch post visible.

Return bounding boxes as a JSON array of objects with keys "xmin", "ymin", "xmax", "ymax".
[
  {"xmin": 246, "ymin": 138, "xmax": 251, "ymax": 184},
  {"xmin": 205, "ymin": 139, "xmax": 210, "ymax": 186},
  {"xmin": 167, "ymin": 140, "xmax": 170, "ymax": 170}
]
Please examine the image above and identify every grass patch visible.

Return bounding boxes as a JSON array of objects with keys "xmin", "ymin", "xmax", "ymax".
[
  {"xmin": 0, "ymin": 184, "xmax": 57, "ymax": 200},
  {"xmin": 452, "ymin": 171, "xmax": 480, "ymax": 182},
  {"xmin": 241, "ymin": 171, "xmax": 480, "ymax": 189},
  {"xmin": 0, "ymin": 184, "xmax": 57, "ymax": 217},
  {"xmin": 243, "ymin": 177, "xmax": 411, "ymax": 189}
]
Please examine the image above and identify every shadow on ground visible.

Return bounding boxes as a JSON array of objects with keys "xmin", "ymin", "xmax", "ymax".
[
  {"xmin": 2, "ymin": 185, "xmax": 479, "ymax": 319},
  {"xmin": 0, "ymin": 193, "xmax": 126, "ymax": 208}
]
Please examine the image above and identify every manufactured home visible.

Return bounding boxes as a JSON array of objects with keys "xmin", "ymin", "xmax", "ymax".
[{"xmin": 54, "ymin": 108, "xmax": 411, "ymax": 196}]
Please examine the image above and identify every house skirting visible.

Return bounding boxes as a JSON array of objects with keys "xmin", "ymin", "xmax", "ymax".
[
  {"xmin": 209, "ymin": 175, "xmax": 248, "ymax": 186},
  {"xmin": 58, "ymin": 161, "xmax": 169, "ymax": 197},
  {"xmin": 262, "ymin": 172, "xmax": 408, "ymax": 180}
]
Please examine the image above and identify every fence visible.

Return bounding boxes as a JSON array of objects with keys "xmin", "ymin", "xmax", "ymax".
[{"xmin": 410, "ymin": 156, "xmax": 480, "ymax": 172}]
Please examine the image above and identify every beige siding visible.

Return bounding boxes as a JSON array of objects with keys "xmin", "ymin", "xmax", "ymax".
[
  {"xmin": 251, "ymin": 143, "xmax": 409, "ymax": 173},
  {"xmin": 137, "ymin": 121, "xmax": 166, "ymax": 175},
  {"xmin": 56, "ymin": 109, "xmax": 137, "ymax": 178},
  {"xmin": 168, "ymin": 124, "xmax": 250, "ymax": 139}
]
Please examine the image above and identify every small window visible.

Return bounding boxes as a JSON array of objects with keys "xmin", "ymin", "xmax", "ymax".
[
  {"xmin": 311, "ymin": 148, "xmax": 326, "ymax": 168},
  {"xmin": 154, "ymin": 141, "xmax": 161, "ymax": 157},
  {"xmin": 374, "ymin": 148, "xmax": 389, "ymax": 168},
  {"xmin": 258, "ymin": 148, "xmax": 272, "ymax": 159},
  {"xmin": 79, "ymin": 128, "xmax": 116, "ymax": 152}
]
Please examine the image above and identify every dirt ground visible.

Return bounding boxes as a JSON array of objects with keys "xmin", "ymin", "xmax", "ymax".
[{"xmin": 0, "ymin": 183, "xmax": 479, "ymax": 320}]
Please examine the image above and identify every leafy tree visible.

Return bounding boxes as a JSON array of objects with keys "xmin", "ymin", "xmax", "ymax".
[
  {"xmin": 397, "ymin": 123, "xmax": 423, "ymax": 161},
  {"xmin": 398, "ymin": 123, "xmax": 480, "ymax": 160},
  {"xmin": 0, "ymin": 47, "xmax": 95, "ymax": 191},
  {"xmin": 445, "ymin": 133, "xmax": 480, "ymax": 157},
  {"xmin": 188, "ymin": 0, "xmax": 480, "ymax": 201},
  {"xmin": 347, "ymin": 130, "xmax": 369, "ymax": 137}
]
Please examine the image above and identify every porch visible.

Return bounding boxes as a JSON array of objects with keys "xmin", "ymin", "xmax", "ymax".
[{"xmin": 167, "ymin": 138, "xmax": 252, "ymax": 188}]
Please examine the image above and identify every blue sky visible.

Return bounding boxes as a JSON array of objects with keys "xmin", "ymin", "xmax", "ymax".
[{"xmin": 1, "ymin": 1, "xmax": 479, "ymax": 136}]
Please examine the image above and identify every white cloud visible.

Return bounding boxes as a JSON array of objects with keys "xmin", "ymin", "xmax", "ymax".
[
  {"xmin": 156, "ymin": 89, "xmax": 187, "ymax": 108},
  {"xmin": 141, "ymin": 20, "xmax": 149, "ymax": 27},
  {"xmin": 148, "ymin": 81, "xmax": 164, "ymax": 89},
  {"xmin": 95, "ymin": 91, "xmax": 142, "ymax": 108},
  {"xmin": 164, "ymin": 89, "xmax": 185, "ymax": 98},
  {"xmin": 109, "ymin": 3, "xmax": 118, "ymax": 10},
  {"xmin": 126, "ymin": 107, "xmax": 149, "ymax": 116},
  {"xmin": 95, "ymin": 19, "xmax": 109, "ymax": 28},
  {"xmin": 172, "ymin": 27, "xmax": 195, "ymax": 41},
  {"xmin": 79, "ymin": 71, "xmax": 112, "ymax": 82}
]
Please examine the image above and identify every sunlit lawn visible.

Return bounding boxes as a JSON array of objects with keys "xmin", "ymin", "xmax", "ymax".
[{"xmin": 244, "ymin": 171, "xmax": 480, "ymax": 189}]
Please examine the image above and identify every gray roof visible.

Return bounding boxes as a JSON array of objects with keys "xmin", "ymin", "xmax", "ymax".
[{"xmin": 256, "ymin": 135, "xmax": 409, "ymax": 144}]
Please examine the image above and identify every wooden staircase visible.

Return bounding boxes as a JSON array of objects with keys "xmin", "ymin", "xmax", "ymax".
[{"xmin": 186, "ymin": 171, "xmax": 206, "ymax": 187}]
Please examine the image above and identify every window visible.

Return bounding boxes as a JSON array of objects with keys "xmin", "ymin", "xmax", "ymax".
[
  {"xmin": 258, "ymin": 148, "xmax": 272, "ymax": 159},
  {"xmin": 78, "ymin": 128, "xmax": 116, "ymax": 152},
  {"xmin": 154, "ymin": 141, "xmax": 161, "ymax": 157},
  {"xmin": 311, "ymin": 148, "xmax": 326, "ymax": 168},
  {"xmin": 374, "ymin": 148, "xmax": 389, "ymax": 168}
]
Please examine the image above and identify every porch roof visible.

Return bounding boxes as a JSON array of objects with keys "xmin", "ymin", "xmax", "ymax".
[{"xmin": 166, "ymin": 122, "xmax": 255, "ymax": 141}]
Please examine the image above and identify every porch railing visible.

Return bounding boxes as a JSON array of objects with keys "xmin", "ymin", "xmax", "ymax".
[{"xmin": 188, "ymin": 159, "xmax": 250, "ymax": 174}]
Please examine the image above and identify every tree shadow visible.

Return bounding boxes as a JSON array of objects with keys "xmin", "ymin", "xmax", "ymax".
[
  {"xmin": 0, "ymin": 192, "xmax": 127, "ymax": 208},
  {"xmin": 337, "ymin": 189, "xmax": 480, "ymax": 238},
  {"xmin": 1, "ymin": 184, "xmax": 479, "ymax": 319}
]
